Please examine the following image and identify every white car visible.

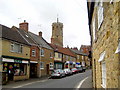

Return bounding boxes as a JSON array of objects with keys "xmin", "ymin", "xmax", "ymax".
[{"xmin": 64, "ymin": 68, "xmax": 72, "ymax": 76}]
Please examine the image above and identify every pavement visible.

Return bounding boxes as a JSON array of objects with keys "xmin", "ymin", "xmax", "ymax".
[{"xmin": 2, "ymin": 69, "xmax": 93, "ymax": 89}]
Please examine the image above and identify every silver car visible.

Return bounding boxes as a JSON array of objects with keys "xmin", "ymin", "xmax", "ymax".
[{"xmin": 50, "ymin": 69, "xmax": 66, "ymax": 78}]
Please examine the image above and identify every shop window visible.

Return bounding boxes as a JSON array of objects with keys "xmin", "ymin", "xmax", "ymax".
[
  {"xmin": 32, "ymin": 49, "xmax": 36, "ymax": 57},
  {"xmin": 49, "ymin": 63, "xmax": 53, "ymax": 69},
  {"xmin": 40, "ymin": 49, "xmax": 44, "ymax": 57},
  {"xmin": 101, "ymin": 61, "xmax": 106, "ymax": 88},
  {"xmin": 40, "ymin": 62, "xmax": 44, "ymax": 69}
]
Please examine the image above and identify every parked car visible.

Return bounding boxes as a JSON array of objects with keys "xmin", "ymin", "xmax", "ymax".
[
  {"xmin": 82, "ymin": 66, "xmax": 86, "ymax": 72},
  {"xmin": 63, "ymin": 68, "xmax": 72, "ymax": 76},
  {"xmin": 50, "ymin": 69, "xmax": 66, "ymax": 78},
  {"xmin": 76, "ymin": 67, "xmax": 83, "ymax": 73},
  {"xmin": 71, "ymin": 68, "xmax": 79, "ymax": 74}
]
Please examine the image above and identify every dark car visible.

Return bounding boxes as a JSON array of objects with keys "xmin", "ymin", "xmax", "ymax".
[
  {"xmin": 64, "ymin": 68, "xmax": 72, "ymax": 76},
  {"xmin": 50, "ymin": 69, "xmax": 66, "ymax": 78},
  {"xmin": 71, "ymin": 68, "xmax": 79, "ymax": 74},
  {"xmin": 76, "ymin": 67, "xmax": 83, "ymax": 73},
  {"xmin": 82, "ymin": 66, "xmax": 86, "ymax": 72}
]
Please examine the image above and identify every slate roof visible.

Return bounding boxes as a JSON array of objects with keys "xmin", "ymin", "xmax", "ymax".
[
  {"xmin": 12, "ymin": 26, "xmax": 37, "ymax": 46},
  {"xmin": 28, "ymin": 32, "xmax": 53, "ymax": 50},
  {"xmin": 50, "ymin": 44, "xmax": 76, "ymax": 57},
  {"xmin": 70, "ymin": 49, "xmax": 88, "ymax": 56},
  {"xmin": 0, "ymin": 24, "xmax": 30, "ymax": 45}
]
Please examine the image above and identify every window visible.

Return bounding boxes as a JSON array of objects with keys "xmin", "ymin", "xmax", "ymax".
[
  {"xmin": 49, "ymin": 63, "xmax": 53, "ymax": 69},
  {"xmin": 92, "ymin": 18, "xmax": 96, "ymax": 40},
  {"xmin": 50, "ymin": 52, "xmax": 53, "ymax": 58},
  {"xmin": 58, "ymin": 53, "xmax": 62, "ymax": 58},
  {"xmin": 82, "ymin": 56, "xmax": 84, "ymax": 60},
  {"xmin": 32, "ymin": 49, "xmax": 36, "ymax": 57},
  {"xmin": 10, "ymin": 43, "xmax": 22, "ymax": 53},
  {"xmin": 98, "ymin": 1, "xmax": 104, "ymax": 29},
  {"xmin": 101, "ymin": 61, "xmax": 106, "ymax": 88},
  {"xmin": 40, "ymin": 62, "xmax": 44, "ymax": 69},
  {"xmin": 40, "ymin": 49, "xmax": 44, "ymax": 56},
  {"xmin": 66, "ymin": 55, "xmax": 68, "ymax": 60},
  {"xmin": 11, "ymin": 43, "xmax": 14, "ymax": 51},
  {"xmin": 110, "ymin": 0, "xmax": 114, "ymax": 4},
  {"xmin": 77, "ymin": 55, "xmax": 79, "ymax": 59}
]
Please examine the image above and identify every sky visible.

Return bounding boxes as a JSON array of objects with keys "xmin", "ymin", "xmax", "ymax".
[{"xmin": 0, "ymin": 0, "xmax": 91, "ymax": 49}]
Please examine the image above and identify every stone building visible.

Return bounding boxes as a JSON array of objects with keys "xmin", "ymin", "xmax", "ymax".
[
  {"xmin": 87, "ymin": 0, "xmax": 120, "ymax": 89},
  {"xmin": 0, "ymin": 24, "xmax": 30, "ymax": 81},
  {"xmin": 70, "ymin": 48, "xmax": 90, "ymax": 68},
  {"xmin": 12, "ymin": 21, "xmax": 41, "ymax": 78},
  {"xmin": 28, "ymin": 32, "xmax": 54, "ymax": 77},
  {"xmin": 51, "ymin": 18, "xmax": 63, "ymax": 47}
]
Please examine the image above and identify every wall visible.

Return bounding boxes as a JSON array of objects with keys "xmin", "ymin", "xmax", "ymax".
[
  {"xmin": 2, "ymin": 39, "xmax": 30, "ymax": 59},
  {"xmin": 92, "ymin": 2, "xmax": 119, "ymax": 88}
]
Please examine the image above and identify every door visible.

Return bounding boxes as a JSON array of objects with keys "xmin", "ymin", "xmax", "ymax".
[{"xmin": 46, "ymin": 64, "xmax": 49, "ymax": 75}]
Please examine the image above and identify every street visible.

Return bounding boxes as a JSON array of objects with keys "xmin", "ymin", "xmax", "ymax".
[{"xmin": 2, "ymin": 69, "xmax": 92, "ymax": 89}]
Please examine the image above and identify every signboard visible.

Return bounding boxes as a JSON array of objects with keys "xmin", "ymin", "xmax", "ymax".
[{"xmin": 14, "ymin": 59, "xmax": 22, "ymax": 63}]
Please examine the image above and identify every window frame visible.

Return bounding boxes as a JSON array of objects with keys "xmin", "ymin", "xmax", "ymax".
[
  {"xmin": 32, "ymin": 49, "xmax": 36, "ymax": 57},
  {"xmin": 10, "ymin": 42, "xmax": 23, "ymax": 53},
  {"xmin": 97, "ymin": 1, "xmax": 104, "ymax": 30},
  {"xmin": 49, "ymin": 62, "xmax": 53, "ymax": 69},
  {"xmin": 40, "ymin": 62, "xmax": 44, "ymax": 69},
  {"xmin": 101, "ymin": 61, "xmax": 106, "ymax": 88},
  {"xmin": 40, "ymin": 49, "xmax": 44, "ymax": 57}
]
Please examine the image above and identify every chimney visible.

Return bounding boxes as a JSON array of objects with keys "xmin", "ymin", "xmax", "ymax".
[
  {"xmin": 19, "ymin": 20, "xmax": 28, "ymax": 32},
  {"xmin": 39, "ymin": 31, "xmax": 42, "ymax": 37}
]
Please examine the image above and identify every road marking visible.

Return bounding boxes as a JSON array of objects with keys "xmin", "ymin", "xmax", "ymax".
[
  {"xmin": 76, "ymin": 76, "xmax": 89, "ymax": 89},
  {"xmin": 13, "ymin": 79, "xmax": 48, "ymax": 88}
]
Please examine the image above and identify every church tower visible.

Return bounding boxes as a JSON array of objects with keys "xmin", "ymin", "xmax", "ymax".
[{"xmin": 51, "ymin": 18, "xmax": 63, "ymax": 47}]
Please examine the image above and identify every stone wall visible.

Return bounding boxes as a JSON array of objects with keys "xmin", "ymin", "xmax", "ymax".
[{"xmin": 92, "ymin": 2, "xmax": 120, "ymax": 88}]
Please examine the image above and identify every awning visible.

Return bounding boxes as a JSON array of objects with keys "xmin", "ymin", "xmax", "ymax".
[
  {"xmin": 65, "ymin": 61, "xmax": 69, "ymax": 64},
  {"xmin": 98, "ymin": 51, "xmax": 106, "ymax": 62},
  {"xmin": 69, "ymin": 61, "xmax": 73, "ymax": 64},
  {"xmin": 76, "ymin": 62, "xmax": 80, "ymax": 65},
  {"xmin": 30, "ymin": 61, "xmax": 38, "ymax": 63},
  {"xmin": 22, "ymin": 60, "xmax": 29, "ymax": 64},
  {"xmin": 115, "ymin": 42, "xmax": 120, "ymax": 53}
]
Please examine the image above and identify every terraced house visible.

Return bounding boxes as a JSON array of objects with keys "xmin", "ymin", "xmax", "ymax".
[
  {"xmin": 70, "ymin": 47, "xmax": 90, "ymax": 68},
  {"xmin": 50, "ymin": 44, "xmax": 76, "ymax": 69},
  {"xmin": 0, "ymin": 24, "xmax": 31, "ymax": 82},
  {"xmin": 28, "ymin": 31, "xmax": 54, "ymax": 77},
  {"xmin": 14, "ymin": 21, "xmax": 54, "ymax": 77},
  {"xmin": 87, "ymin": 0, "xmax": 120, "ymax": 88}
]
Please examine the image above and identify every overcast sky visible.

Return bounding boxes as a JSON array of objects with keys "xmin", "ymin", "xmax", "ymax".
[{"xmin": 0, "ymin": 0, "xmax": 90, "ymax": 49}]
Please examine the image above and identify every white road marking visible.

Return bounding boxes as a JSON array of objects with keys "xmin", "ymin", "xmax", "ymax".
[
  {"xmin": 13, "ymin": 79, "xmax": 48, "ymax": 88},
  {"xmin": 75, "ymin": 76, "xmax": 89, "ymax": 90}
]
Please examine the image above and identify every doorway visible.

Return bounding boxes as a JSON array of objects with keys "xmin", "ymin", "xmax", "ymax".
[{"xmin": 46, "ymin": 64, "xmax": 49, "ymax": 75}]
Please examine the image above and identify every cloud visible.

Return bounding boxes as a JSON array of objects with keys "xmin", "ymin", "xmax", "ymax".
[{"xmin": 0, "ymin": 0, "xmax": 90, "ymax": 48}]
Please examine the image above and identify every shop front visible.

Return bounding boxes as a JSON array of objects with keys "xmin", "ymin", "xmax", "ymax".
[
  {"xmin": 2, "ymin": 57, "xmax": 29, "ymax": 81},
  {"xmin": 30, "ymin": 61, "xmax": 38, "ymax": 78},
  {"xmin": 54, "ymin": 61, "xmax": 63, "ymax": 69}
]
